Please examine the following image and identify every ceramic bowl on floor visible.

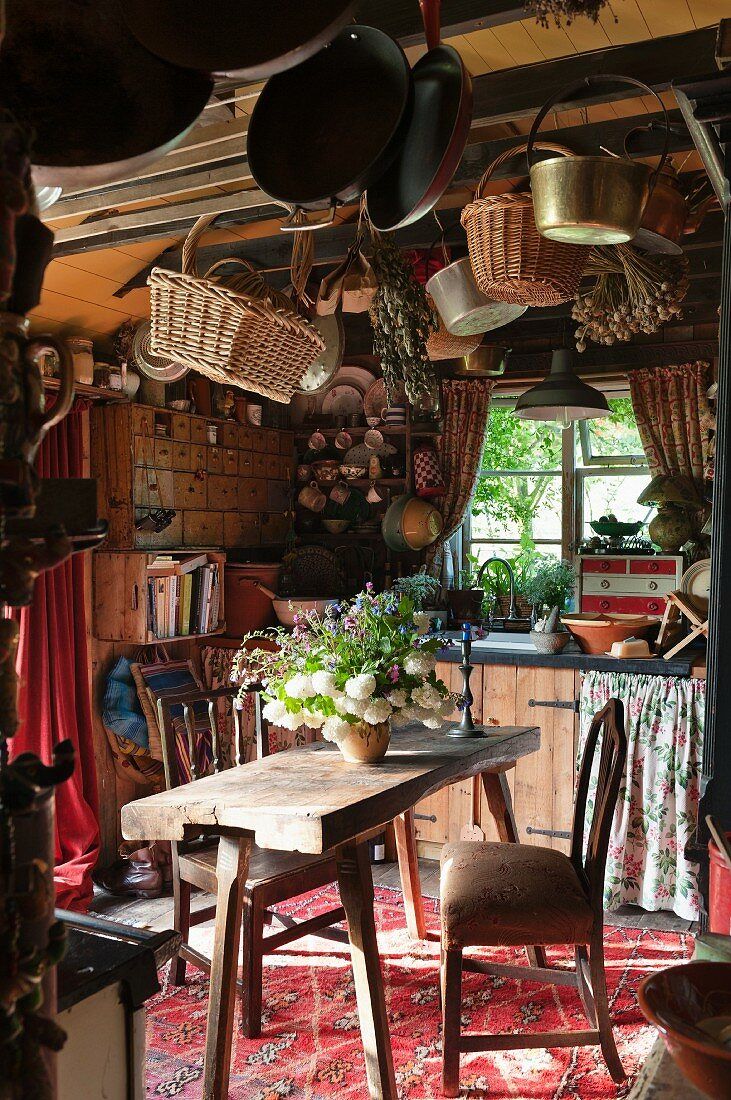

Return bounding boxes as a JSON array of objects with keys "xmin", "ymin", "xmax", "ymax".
[{"xmin": 638, "ymin": 962, "xmax": 731, "ymax": 1099}]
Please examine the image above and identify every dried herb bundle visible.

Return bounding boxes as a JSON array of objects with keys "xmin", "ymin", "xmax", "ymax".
[
  {"xmin": 527, "ymin": 0, "xmax": 609, "ymax": 27},
  {"xmin": 369, "ymin": 231, "xmax": 438, "ymax": 406},
  {"xmin": 572, "ymin": 245, "xmax": 689, "ymax": 350}
]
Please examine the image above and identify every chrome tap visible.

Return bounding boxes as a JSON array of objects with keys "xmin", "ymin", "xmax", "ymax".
[{"xmin": 476, "ymin": 556, "xmax": 519, "ymax": 622}]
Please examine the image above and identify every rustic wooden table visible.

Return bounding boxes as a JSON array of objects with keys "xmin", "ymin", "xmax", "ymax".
[{"xmin": 121, "ymin": 723, "xmax": 540, "ymax": 1100}]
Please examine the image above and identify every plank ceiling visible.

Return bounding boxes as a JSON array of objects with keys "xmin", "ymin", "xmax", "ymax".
[{"xmin": 32, "ymin": 0, "xmax": 728, "ymax": 348}]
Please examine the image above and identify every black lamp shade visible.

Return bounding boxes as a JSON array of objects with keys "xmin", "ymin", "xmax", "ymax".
[{"xmin": 514, "ymin": 348, "xmax": 610, "ymax": 423}]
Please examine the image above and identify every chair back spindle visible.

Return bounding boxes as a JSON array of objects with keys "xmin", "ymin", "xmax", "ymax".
[{"xmin": 570, "ymin": 698, "xmax": 627, "ymax": 911}]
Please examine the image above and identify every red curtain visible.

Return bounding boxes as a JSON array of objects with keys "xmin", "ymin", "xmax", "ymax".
[{"xmin": 11, "ymin": 401, "xmax": 99, "ymax": 911}]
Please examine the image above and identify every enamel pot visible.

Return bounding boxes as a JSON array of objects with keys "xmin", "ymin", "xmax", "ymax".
[
  {"xmin": 381, "ymin": 493, "xmax": 444, "ymax": 553},
  {"xmin": 426, "ymin": 258, "xmax": 527, "ymax": 336}
]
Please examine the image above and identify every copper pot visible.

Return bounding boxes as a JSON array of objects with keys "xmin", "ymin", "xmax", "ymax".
[{"xmin": 631, "ymin": 164, "xmax": 689, "ymax": 255}]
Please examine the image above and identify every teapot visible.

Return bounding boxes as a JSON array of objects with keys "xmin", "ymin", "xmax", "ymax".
[{"xmin": 0, "ymin": 313, "xmax": 74, "ymax": 514}]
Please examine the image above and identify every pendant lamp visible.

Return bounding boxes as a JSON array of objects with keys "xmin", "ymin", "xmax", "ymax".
[{"xmin": 514, "ymin": 348, "xmax": 609, "ymax": 429}]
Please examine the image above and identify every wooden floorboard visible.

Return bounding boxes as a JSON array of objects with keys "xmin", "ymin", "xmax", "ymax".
[{"xmin": 88, "ymin": 859, "xmax": 696, "ymax": 936}]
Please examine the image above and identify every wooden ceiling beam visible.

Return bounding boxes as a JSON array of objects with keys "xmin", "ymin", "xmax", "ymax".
[{"xmin": 360, "ymin": 0, "xmax": 527, "ymax": 44}]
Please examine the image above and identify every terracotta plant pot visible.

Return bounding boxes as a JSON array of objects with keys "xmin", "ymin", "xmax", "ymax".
[{"xmin": 337, "ymin": 720, "xmax": 391, "ymax": 764}]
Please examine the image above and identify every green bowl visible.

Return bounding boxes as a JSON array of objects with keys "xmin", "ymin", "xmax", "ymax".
[{"xmin": 590, "ymin": 520, "xmax": 643, "ymax": 538}]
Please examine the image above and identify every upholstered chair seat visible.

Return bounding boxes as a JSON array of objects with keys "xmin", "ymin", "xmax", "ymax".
[{"xmin": 440, "ymin": 841, "xmax": 594, "ymax": 949}]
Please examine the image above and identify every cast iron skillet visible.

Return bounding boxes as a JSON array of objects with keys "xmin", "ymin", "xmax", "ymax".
[
  {"xmin": 247, "ymin": 25, "xmax": 413, "ymax": 224},
  {"xmin": 119, "ymin": 0, "xmax": 358, "ymax": 80},
  {"xmin": 366, "ymin": 0, "xmax": 473, "ymax": 232},
  {"xmin": 0, "ymin": 0, "xmax": 213, "ymax": 188}
]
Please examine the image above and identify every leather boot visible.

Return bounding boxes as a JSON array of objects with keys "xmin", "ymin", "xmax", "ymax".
[{"xmin": 93, "ymin": 849, "xmax": 163, "ymax": 900}]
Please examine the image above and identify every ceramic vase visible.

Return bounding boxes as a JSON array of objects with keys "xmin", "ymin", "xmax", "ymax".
[{"xmin": 337, "ymin": 720, "xmax": 391, "ymax": 764}]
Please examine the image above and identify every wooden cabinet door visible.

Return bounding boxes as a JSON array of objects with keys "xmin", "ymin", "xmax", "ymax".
[
  {"xmin": 224, "ymin": 511, "xmax": 261, "ymax": 547},
  {"xmin": 265, "ymin": 454, "xmax": 280, "ymax": 479},
  {"xmin": 173, "ymin": 470, "xmax": 206, "ymax": 509},
  {"xmin": 207, "ymin": 446, "xmax": 223, "ymax": 474},
  {"xmin": 133, "ymin": 467, "xmax": 172, "ymax": 506},
  {"xmin": 183, "ymin": 510, "xmax": 223, "ymax": 547},
  {"xmin": 279, "ymin": 430, "xmax": 294, "ymax": 456},
  {"xmin": 171, "ymin": 441, "xmax": 190, "ymax": 471},
  {"xmin": 252, "ymin": 429, "xmax": 267, "ymax": 453},
  {"xmin": 133, "ymin": 435, "xmax": 155, "ymax": 467},
  {"xmin": 132, "ymin": 407, "xmax": 154, "ymax": 435},
  {"xmin": 238, "ymin": 450, "xmax": 253, "ymax": 477},
  {"xmin": 222, "ymin": 422, "xmax": 238, "ymax": 448},
  {"xmin": 93, "ymin": 552, "xmax": 147, "ymax": 643},
  {"xmin": 266, "ymin": 480, "xmax": 290, "ymax": 513},
  {"xmin": 260, "ymin": 512, "xmax": 290, "ymax": 545},
  {"xmin": 279, "ymin": 454, "xmax": 293, "ymax": 482},
  {"xmin": 252, "ymin": 452, "xmax": 267, "ymax": 479},
  {"xmin": 238, "ymin": 425, "xmax": 253, "ymax": 450},
  {"xmin": 222, "ymin": 448, "xmax": 238, "ymax": 475},
  {"xmin": 154, "ymin": 438, "xmax": 173, "ymax": 469},
  {"xmin": 171, "ymin": 413, "xmax": 191, "ymax": 440},
  {"xmin": 189, "ymin": 443, "xmax": 207, "ymax": 474},
  {"xmin": 239, "ymin": 478, "xmax": 267, "ymax": 511},
  {"xmin": 190, "ymin": 417, "xmax": 207, "ymax": 444},
  {"xmin": 207, "ymin": 475, "xmax": 238, "ymax": 511},
  {"xmin": 134, "ymin": 510, "xmax": 183, "ymax": 549},
  {"xmin": 264, "ymin": 429, "xmax": 279, "ymax": 454}
]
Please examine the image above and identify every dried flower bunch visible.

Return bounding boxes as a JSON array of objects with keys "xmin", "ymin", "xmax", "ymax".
[
  {"xmin": 527, "ymin": 0, "xmax": 609, "ymax": 27},
  {"xmin": 369, "ymin": 231, "xmax": 438, "ymax": 406},
  {"xmin": 233, "ymin": 586, "xmax": 452, "ymax": 747},
  {"xmin": 572, "ymin": 245, "xmax": 689, "ymax": 350}
]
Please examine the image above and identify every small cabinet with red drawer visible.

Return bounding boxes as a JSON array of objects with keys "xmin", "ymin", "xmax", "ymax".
[{"xmin": 579, "ymin": 554, "xmax": 683, "ymax": 616}]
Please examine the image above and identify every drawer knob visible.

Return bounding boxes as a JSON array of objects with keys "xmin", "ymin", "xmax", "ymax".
[
  {"xmin": 600, "ymin": 599, "xmax": 610, "ymax": 611},
  {"xmin": 601, "ymin": 561, "xmax": 610, "ymax": 571},
  {"xmin": 650, "ymin": 562, "xmax": 659, "ymax": 572},
  {"xmin": 601, "ymin": 579, "xmax": 610, "ymax": 589},
  {"xmin": 648, "ymin": 601, "xmax": 659, "ymax": 612},
  {"xmin": 648, "ymin": 581, "xmax": 658, "ymax": 591}
]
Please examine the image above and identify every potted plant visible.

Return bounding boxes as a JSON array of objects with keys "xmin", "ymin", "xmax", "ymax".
[
  {"xmin": 390, "ymin": 569, "xmax": 441, "ymax": 612},
  {"xmin": 522, "ymin": 556, "xmax": 576, "ymax": 620},
  {"xmin": 530, "ymin": 605, "xmax": 571, "ymax": 655},
  {"xmin": 447, "ymin": 554, "xmax": 485, "ymax": 623},
  {"xmin": 233, "ymin": 585, "xmax": 452, "ymax": 765}
]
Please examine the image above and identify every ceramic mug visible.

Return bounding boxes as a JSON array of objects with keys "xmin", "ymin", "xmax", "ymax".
[
  {"xmin": 296, "ymin": 464, "xmax": 312, "ymax": 483},
  {"xmin": 298, "ymin": 481, "xmax": 327, "ymax": 512},
  {"xmin": 308, "ymin": 431, "xmax": 327, "ymax": 452},
  {"xmin": 367, "ymin": 481, "xmax": 383, "ymax": 503},
  {"xmin": 247, "ymin": 403, "xmax": 263, "ymax": 426},
  {"xmin": 330, "ymin": 479, "xmax": 351, "ymax": 506},
  {"xmin": 365, "ymin": 428, "xmax": 384, "ymax": 450},
  {"xmin": 334, "ymin": 430, "xmax": 352, "ymax": 451}
]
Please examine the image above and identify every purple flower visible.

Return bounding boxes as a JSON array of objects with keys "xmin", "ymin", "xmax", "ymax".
[
  {"xmin": 365, "ymin": 581, "xmax": 374, "ymax": 592},
  {"xmin": 388, "ymin": 665, "xmax": 400, "ymax": 683}
]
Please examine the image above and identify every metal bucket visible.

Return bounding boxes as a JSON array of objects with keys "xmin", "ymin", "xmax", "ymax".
[
  {"xmin": 426, "ymin": 257, "xmax": 526, "ymax": 336},
  {"xmin": 455, "ymin": 345, "xmax": 510, "ymax": 377}
]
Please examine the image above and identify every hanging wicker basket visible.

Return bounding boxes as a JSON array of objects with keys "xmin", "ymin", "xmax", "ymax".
[
  {"xmin": 148, "ymin": 214, "xmax": 325, "ymax": 402},
  {"xmin": 426, "ymin": 295, "xmax": 482, "ymax": 361},
  {"xmin": 461, "ymin": 142, "xmax": 590, "ymax": 308}
]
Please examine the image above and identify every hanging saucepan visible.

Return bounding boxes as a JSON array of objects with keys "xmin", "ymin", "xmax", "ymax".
[
  {"xmin": 0, "ymin": 0, "xmax": 213, "ymax": 189},
  {"xmin": 454, "ymin": 345, "xmax": 510, "ymax": 378},
  {"xmin": 426, "ymin": 257, "xmax": 527, "ymax": 336},
  {"xmin": 366, "ymin": 0, "xmax": 474, "ymax": 232},
  {"xmin": 120, "ymin": 0, "xmax": 357, "ymax": 80},
  {"xmin": 527, "ymin": 74, "xmax": 671, "ymax": 246},
  {"xmin": 382, "ymin": 494, "xmax": 444, "ymax": 553},
  {"xmin": 247, "ymin": 26, "xmax": 413, "ymax": 229},
  {"xmin": 298, "ymin": 311, "xmax": 345, "ymax": 394},
  {"xmin": 624, "ymin": 126, "xmax": 689, "ymax": 255}
]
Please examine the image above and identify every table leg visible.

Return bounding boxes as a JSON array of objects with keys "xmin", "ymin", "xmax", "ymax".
[
  {"xmin": 337, "ymin": 841, "xmax": 397, "ymax": 1100},
  {"xmin": 394, "ymin": 808, "xmax": 427, "ymax": 941},
  {"xmin": 202, "ymin": 835, "xmax": 252, "ymax": 1100},
  {"xmin": 481, "ymin": 770, "xmax": 548, "ymax": 970}
]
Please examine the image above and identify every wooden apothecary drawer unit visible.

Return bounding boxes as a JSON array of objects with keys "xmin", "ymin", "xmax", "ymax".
[
  {"xmin": 90, "ymin": 403, "xmax": 294, "ymax": 551},
  {"xmin": 579, "ymin": 554, "xmax": 683, "ymax": 615}
]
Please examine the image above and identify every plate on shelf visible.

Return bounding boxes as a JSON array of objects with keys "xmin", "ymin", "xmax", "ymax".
[
  {"xmin": 283, "ymin": 545, "xmax": 345, "ymax": 597},
  {"xmin": 364, "ymin": 378, "xmax": 406, "ymax": 420},
  {"xmin": 333, "ymin": 363, "xmax": 377, "ymax": 393},
  {"xmin": 343, "ymin": 441, "xmax": 397, "ymax": 465},
  {"xmin": 680, "ymin": 558, "xmax": 711, "ymax": 614},
  {"xmin": 322, "ymin": 384, "xmax": 364, "ymax": 418}
]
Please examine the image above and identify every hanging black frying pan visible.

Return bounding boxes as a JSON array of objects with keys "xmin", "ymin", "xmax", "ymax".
[
  {"xmin": 366, "ymin": 0, "xmax": 473, "ymax": 232},
  {"xmin": 120, "ymin": 0, "xmax": 358, "ymax": 81},
  {"xmin": 247, "ymin": 25, "xmax": 413, "ymax": 227},
  {"xmin": 0, "ymin": 0, "xmax": 213, "ymax": 188}
]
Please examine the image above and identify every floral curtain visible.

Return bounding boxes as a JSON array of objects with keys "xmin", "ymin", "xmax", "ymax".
[
  {"xmin": 579, "ymin": 671, "xmax": 705, "ymax": 921},
  {"xmin": 629, "ymin": 361, "xmax": 713, "ymax": 486},
  {"xmin": 427, "ymin": 377, "xmax": 494, "ymax": 576}
]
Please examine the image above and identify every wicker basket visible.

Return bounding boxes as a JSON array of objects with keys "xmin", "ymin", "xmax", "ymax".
[
  {"xmin": 149, "ymin": 214, "xmax": 325, "ymax": 402},
  {"xmin": 461, "ymin": 142, "xmax": 590, "ymax": 308},
  {"xmin": 426, "ymin": 295, "xmax": 482, "ymax": 361}
]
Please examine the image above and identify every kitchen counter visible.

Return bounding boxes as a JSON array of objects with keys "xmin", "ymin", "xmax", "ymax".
[{"xmin": 439, "ymin": 631, "xmax": 698, "ymax": 677}]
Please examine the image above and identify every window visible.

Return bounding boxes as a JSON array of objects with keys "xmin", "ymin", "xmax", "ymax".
[{"xmin": 466, "ymin": 397, "xmax": 651, "ymax": 570}]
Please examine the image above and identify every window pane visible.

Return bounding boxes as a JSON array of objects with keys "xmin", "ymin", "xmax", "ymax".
[
  {"xmin": 472, "ymin": 474, "xmax": 562, "ymax": 542},
  {"xmin": 470, "ymin": 542, "xmax": 563, "ymax": 566},
  {"xmin": 580, "ymin": 397, "xmax": 645, "ymax": 462},
  {"xmin": 482, "ymin": 406, "xmax": 562, "ymax": 471},
  {"xmin": 582, "ymin": 472, "xmax": 653, "ymax": 539}
]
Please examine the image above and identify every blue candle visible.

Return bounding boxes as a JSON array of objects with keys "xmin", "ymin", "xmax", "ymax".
[{"xmin": 462, "ymin": 622, "xmax": 472, "ymax": 642}]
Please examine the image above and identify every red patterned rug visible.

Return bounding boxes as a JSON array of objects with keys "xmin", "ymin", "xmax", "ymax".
[{"xmin": 146, "ymin": 886, "xmax": 689, "ymax": 1099}]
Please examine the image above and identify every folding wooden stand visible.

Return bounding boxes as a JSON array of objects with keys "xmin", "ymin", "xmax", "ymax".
[{"xmin": 658, "ymin": 591, "xmax": 709, "ymax": 659}]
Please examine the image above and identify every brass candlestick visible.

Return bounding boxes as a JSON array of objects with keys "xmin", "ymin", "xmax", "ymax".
[{"xmin": 447, "ymin": 622, "xmax": 486, "ymax": 738}]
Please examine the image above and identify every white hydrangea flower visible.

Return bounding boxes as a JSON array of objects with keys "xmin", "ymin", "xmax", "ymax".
[
  {"xmin": 322, "ymin": 716, "xmax": 352, "ymax": 744},
  {"xmin": 278, "ymin": 709, "xmax": 305, "ymax": 731},
  {"xmin": 413, "ymin": 611, "xmax": 431, "ymax": 635},
  {"xmin": 336, "ymin": 695, "xmax": 367, "ymax": 718},
  {"xmin": 344, "ymin": 673, "xmax": 376, "ymax": 700},
  {"xmin": 262, "ymin": 699, "xmax": 287, "ymax": 724},
  {"xmin": 312, "ymin": 669, "xmax": 337, "ymax": 696},
  {"xmin": 439, "ymin": 697, "xmax": 454, "ymax": 717},
  {"xmin": 412, "ymin": 683, "xmax": 441, "ymax": 711},
  {"xmin": 387, "ymin": 689, "xmax": 408, "ymax": 709},
  {"xmin": 363, "ymin": 698, "xmax": 392, "ymax": 725},
  {"xmin": 286, "ymin": 672, "xmax": 314, "ymax": 700},
  {"xmin": 403, "ymin": 653, "xmax": 423, "ymax": 677},
  {"xmin": 302, "ymin": 709, "xmax": 326, "ymax": 730},
  {"xmin": 422, "ymin": 715, "xmax": 442, "ymax": 729}
]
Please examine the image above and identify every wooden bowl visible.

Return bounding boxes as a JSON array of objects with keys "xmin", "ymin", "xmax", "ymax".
[
  {"xmin": 560, "ymin": 612, "xmax": 657, "ymax": 655},
  {"xmin": 638, "ymin": 962, "xmax": 731, "ymax": 1100}
]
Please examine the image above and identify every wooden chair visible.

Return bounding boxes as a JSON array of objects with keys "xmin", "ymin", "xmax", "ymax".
[
  {"xmin": 439, "ymin": 699, "xmax": 628, "ymax": 1096},
  {"xmin": 154, "ymin": 683, "xmax": 346, "ymax": 1039}
]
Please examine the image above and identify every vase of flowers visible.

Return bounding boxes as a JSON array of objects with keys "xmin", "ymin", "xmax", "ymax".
[{"xmin": 233, "ymin": 584, "xmax": 453, "ymax": 764}]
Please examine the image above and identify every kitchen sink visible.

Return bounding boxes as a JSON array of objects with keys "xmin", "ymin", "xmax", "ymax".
[{"xmin": 444, "ymin": 631, "xmax": 536, "ymax": 650}]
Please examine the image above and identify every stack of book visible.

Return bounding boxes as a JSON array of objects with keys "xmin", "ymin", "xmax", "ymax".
[{"xmin": 146, "ymin": 554, "xmax": 221, "ymax": 639}]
